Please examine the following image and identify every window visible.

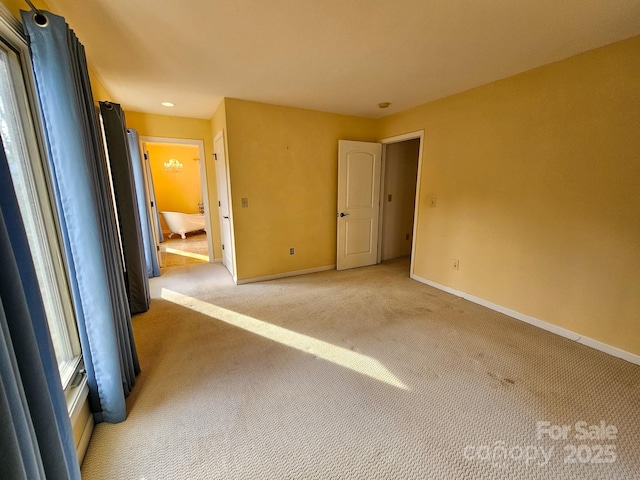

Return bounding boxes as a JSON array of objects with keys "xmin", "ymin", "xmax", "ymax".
[{"xmin": 0, "ymin": 17, "xmax": 81, "ymax": 390}]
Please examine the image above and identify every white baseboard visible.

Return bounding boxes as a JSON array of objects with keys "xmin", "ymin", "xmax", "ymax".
[
  {"xmin": 411, "ymin": 274, "xmax": 640, "ymax": 366},
  {"xmin": 238, "ymin": 265, "xmax": 336, "ymax": 285}
]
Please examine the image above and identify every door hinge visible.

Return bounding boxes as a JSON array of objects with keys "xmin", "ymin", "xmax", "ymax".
[
  {"xmin": 144, "ymin": 153, "xmax": 148, "ymax": 160},
  {"xmin": 222, "ymin": 244, "xmax": 225, "ymax": 250},
  {"xmin": 150, "ymin": 201, "xmax": 154, "ymax": 207},
  {"xmin": 218, "ymin": 201, "xmax": 221, "ymax": 207},
  {"xmin": 214, "ymin": 153, "xmax": 217, "ymax": 160}
]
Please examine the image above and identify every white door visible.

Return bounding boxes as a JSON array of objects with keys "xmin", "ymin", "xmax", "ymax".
[
  {"xmin": 337, "ymin": 140, "xmax": 382, "ymax": 270},
  {"xmin": 141, "ymin": 144, "xmax": 163, "ymax": 268},
  {"xmin": 214, "ymin": 132, "xmax": 234, "ymax": 275}
]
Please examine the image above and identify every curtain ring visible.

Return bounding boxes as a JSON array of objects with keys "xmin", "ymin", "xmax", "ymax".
[{"xmin": 25, "ymin": 0, "xmax": 48, "ymax": 27}]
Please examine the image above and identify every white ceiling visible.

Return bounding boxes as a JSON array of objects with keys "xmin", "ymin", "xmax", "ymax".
[{"xmin": 46, "ymin": 0, "xmax": 640, "ymax": 119}]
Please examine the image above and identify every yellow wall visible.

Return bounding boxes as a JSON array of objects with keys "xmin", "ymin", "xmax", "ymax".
[
  {"xmin": 224, "ymin": 98, "xmax": 378, "ymax": 280},
  {"xmin": 211, "ymin": 99, "xmax": 227, "ymax": 140},
  {"xmin": 125, "ymin": 111, "xmax": 221, "ymax": 259},
  {"xmin": 379, "ymin": 35, "xmax": 640, "ymax": 355},
  {"xmin": 88, "ymin": 67, "xmax": 113, "ymax": 102},
  {"xmin": 146, "ymin": 143, "xmax": 202, "ymax": 234},
  {"xmin": 2, "ymin": 0, "xmax": 48, "ymax": 18}
]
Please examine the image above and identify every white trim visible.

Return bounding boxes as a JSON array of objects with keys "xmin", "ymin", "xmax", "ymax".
[
  {"xmin": 380, "ymin": 130, "xmax": 425, "ymax": 145},
  {"xmin": 376, "ymin": 144, "xmax": 386, "ymax": 264},
  {"xmin": 140, "ymin": 136, "xmax": 203, "ymax": 147},
  {"xmin": 66, "ymin": 375, "xmax": 88, "ymax": 419},
  {"xmin": 0, "ymin": 4, "xmax": 24, "ymax": 39},
  {"xmin": 411, "ymin": 274, "xmax": 640, "ymax": 366},
  {"xmin": 66, "ymin": 374, "xmax": 93, "ymax": 464},
  {"xmin": 237, "ymin": 265, "xmax": 336, "ymax": 285},
  {"xmin": 76, "ymin": 412, "xmax": 94, "ymax": 466},
  {"xmin": 140, "ymin": 136, "xmax": 215, "ymax": 263},
  {"xmin": 379, "ymin": 130, "xmax": 425, "ymax": 279}
]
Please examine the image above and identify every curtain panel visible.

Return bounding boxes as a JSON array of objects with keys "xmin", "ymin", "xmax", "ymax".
[
  {"xmin": 21, "ymin": 10, "xmax": 139, "ymax": 423},
  {"xmin": 100, "ymin": 103, "xmax": 151, "ymax": 313},
  {"xmin": 127, "ymin": 127, "xmax": 161, "ymax": 279},
  {"xmin": 0, "ymin": 136, "xmax": 80, "ymax": 480}
]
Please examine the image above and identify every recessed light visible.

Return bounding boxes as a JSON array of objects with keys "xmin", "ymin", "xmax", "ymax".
[
  {"xmin": 161, "ymin": 102, "xmax": 175, "ymax": 107},
  {"xmin": 378, "ymin": 102, "xmax": 391, "ymax": 109}
]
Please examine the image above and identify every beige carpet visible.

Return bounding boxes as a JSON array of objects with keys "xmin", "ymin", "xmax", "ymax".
[{"xmin": 81, "ymin": 258, "xmax": 640, "ymax": 479}]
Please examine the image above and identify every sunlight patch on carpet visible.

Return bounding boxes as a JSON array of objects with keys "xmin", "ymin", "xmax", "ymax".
[
  {"xmin": 165, "ymin": 247, "xmax": 209, "ymax": 262},
  {"xmin": 161, "ymin": 288, "xmax": 408, "ymax": 390}
]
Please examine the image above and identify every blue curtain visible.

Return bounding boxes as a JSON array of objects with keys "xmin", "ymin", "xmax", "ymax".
[
  {"xmin": 100, "ymin": 102, "xmax": 151, "ymax": 312},
  {"xmin": 127, "ymin": 128, "xmax": 161, "ymax": 278},
  {"xmin": 0, "ymin": 136, "xmax": 81, "ymax": 479},
  {"xmin": 22, "ymin": 10, "xmax": 139, "ymax": 423}
]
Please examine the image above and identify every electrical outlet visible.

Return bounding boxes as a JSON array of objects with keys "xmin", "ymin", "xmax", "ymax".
[
  {"xmin": 289, "ymin": 247, "xmax": 295, "ymax": 255},
  {"xmin": 452, "ymin": 259, "xmax": 459, "ymax": 270},
  {"xmin": 430, "ymin": 196, "xmax": 437, "ymax": 208},
  {"xmin": 241, "ymin": 198, "xmax": 249, "ymax": 208}
]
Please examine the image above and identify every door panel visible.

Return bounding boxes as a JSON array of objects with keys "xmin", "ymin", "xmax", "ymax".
[
  {"xmin": 214, "ymin": 133, "xmax": 233, "ymax": 276},
  {"xmin": 346, "ymin": 152, "xmax": 376, "ymax": 207},
  {"xmin": 345, "ymin": 219, "xmax": 374, "ymax": 255},
  {"xmin": 337, "ymin": 140, "xmax": 382, "ymax": 270}
]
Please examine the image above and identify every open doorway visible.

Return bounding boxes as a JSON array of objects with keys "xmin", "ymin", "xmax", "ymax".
[
  {"xmin": 379, "ymin": 132, "xmax": 423, "ymax": 273},
  {"xmin": 140, "ymin": 137, "xmax": 214, "ymax": 268}
]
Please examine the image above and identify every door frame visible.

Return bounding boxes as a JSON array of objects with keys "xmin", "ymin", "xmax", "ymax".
[
  {"xmin": 378, "ymin": 130, "xmax": 424, "ymax": 278},
  {"xmin": 140, "ymin": 143, "xmax": 163, "ymax": 269},
  {"xmin": 213, "ymin": 130, "xmax": 237, "ymax": 282},
  {"xmin": 140, "ymin": 136, "xmax": 214, "ymax": 263}
]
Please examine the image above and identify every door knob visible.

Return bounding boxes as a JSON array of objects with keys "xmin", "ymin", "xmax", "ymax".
[{"xmin": 338, "ymin": 212, "xmax": 349, "ymax": 217}]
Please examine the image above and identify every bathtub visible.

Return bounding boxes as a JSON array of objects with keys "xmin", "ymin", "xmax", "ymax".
[{"xmin": 161, "ymin": 212, "xmax": 206, "ymax": 239}]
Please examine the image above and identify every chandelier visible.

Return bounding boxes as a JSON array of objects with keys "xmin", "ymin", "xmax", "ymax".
[{"xmin": 163, "ymin": 158, "xmax": 183, "ymax": 172}]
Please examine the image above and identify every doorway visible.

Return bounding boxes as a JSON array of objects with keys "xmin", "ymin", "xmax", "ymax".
[
  {"xmin": 140, "ymin": 136, "xmax": 214, "ymax": 268},
  {"xmin": 379, "ymin": 138, "xmax": 420, "ymax": 262}
]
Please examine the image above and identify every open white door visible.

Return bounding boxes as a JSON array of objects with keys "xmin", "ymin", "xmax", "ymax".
[
  {"xmin": 337, "ymin": 140, "xmax": 382, "ymax": 270},
  {"xmin": 214, "ymin": 132, "xmax": 234, "ymax": 276},
  {"xmin": 141, "ymin": 144, "xmax": 162, "ymax": 269}
]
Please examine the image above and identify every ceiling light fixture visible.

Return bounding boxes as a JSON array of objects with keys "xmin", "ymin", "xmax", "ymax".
[
  {"xmin": 378, "ymin": 102, "xmax": 391, "ymax": 109},
  {"xmin": 161, "ymin": 102, "xmax": 175, "ymax": 107},
  {"xmin": 163, "ymin": 158, "xmax": 183, "ymax": 172}
]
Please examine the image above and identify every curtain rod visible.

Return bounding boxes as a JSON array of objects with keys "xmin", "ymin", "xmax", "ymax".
[{"xmin": 24, "ymin": 0, "xmax": 41, "ymax": 15}]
